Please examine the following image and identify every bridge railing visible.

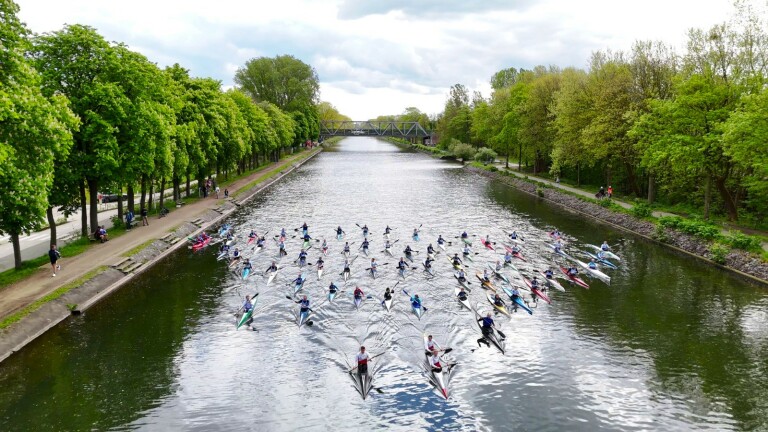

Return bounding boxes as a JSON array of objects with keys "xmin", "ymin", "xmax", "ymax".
[{"xmin": 320, "ymin": 121, "xmax": 430, "ymax": 138}]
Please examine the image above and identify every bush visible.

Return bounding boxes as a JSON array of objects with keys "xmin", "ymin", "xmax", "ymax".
[
  {"xmin": 631, "ymin": 202, "xmax": 653, "ymax": 218},
  {"xmin": 474, "ymin": 147, "xmax": 498, "ymax": 164},
  {"xmin": 724, "ymin": 231, "xmax": 762, "ymax": 252},
  {"xmin": 450, "ymin": 142, "xmax": 476, "ymax": 161},
  {"xmin": 653, "ymin": 224, "xmax": 670, "ymax": 243},
  {"xmin": 709, "ymin": 243, "xmax": 729, "ymax": 264},
  {"xmin": 658, "ymin": 216, "xmax": 721, "ymax": 241},
  {"xmin": 535, "ymin": 186, "xmax": 544, "ymax": 197},
  {"xmin": 487, "ymin": 165, "xmax": 498, "ymax": 172}
]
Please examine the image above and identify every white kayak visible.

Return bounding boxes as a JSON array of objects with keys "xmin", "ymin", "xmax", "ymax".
[
  {"xmin": 454, "ymin": 287, "xmax": 471, "ymax": 311},
  {"xmin": 586, "ymin": 244, "xmax": 621, "ymax": 261},
  {"xmin": 423, "ymin": 335, "xmax": 449, "ymax": 399}
]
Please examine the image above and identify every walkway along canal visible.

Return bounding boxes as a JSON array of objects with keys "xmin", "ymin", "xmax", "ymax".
[{"xmin": 0, "ymin": 137, "xmax": 765, "ymax": 431}]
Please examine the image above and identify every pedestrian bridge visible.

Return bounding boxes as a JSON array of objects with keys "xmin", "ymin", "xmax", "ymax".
[{"xmin": 320, "ymin": 121, "xmax": 430, "ymax": 139}]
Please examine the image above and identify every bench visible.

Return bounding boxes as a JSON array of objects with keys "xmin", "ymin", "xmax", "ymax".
[
  {"xmin": 126, "ymin": 219, "xmax": 138, "ymax": 230},
  {"xmin": 175, "ymin": 200, "xmax": 185, "ymax": 208}
]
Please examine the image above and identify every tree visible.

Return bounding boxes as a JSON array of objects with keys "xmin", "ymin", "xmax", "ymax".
[
  {"xmin": 317, "ymin": 101, "xmax": 351, "ymax": 122},
  {"xmin": 234, "ymin": 55, "xmax": 319, "ymax": 112},
  {"xmin": 550, "ymin": 68, "xmax": 592, "ymax": 185},
  {"xmin": 490, "ymin": 67, "xmax": 520, "ymax": 90},
  {"xmin": 0, "ymin": 0, "xmax": 78, "ymax": 268}
]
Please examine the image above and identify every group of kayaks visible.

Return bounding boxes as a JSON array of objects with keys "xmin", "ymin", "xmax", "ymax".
[{"xmin": 195, "ymin": 221, "xmax": 625, "ymax": 400}]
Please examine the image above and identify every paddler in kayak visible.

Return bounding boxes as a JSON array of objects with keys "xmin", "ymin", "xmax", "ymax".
[
  {"xmin": 397, "ymin": 258, "xmax": 408, "ymax": 274},
  {"xmin": 343, "ymin": 242, "xmax": 351, "ymax": 255},
  {"xmin": 456, "ymin": 269, "xmax": 467, "ymax": 282},
  {"xmin": 242, "ymin": 259, "xmax": 253, "ymax": 274},
  {"xmin": 511, "ymin": 244, "xmax": 521, "ymax": 254},
  {"xmin": 404, "ymin": 245, "xmax": 414, "ymax": 259},
  {"xmin": 485, "ymin": 234, "xmax": 491, "ymax": 244},
  {"xmin": 424, "ymin": 256, "xmax": 434, "ymax": 271},
  {"xmin": 384, "ymin": 225, "xmax": 392, "ymax": 235},
  {"xmin": 601, "ymin": 241, "xmax": 610, "ymax": 251},
  {"xmin": 302, "ymin": 232, "xmax": 312, "ymax": 243},
  {"xmin": 219, "ymin": 242, "xmax": 230, "ymax": 255},
  {"xmin": 369, "ymin": 258, "xmax": 378, "ymax": 273},
  {"xmin": 412, "ymin": 228, "xmax": 420, "ymax": 237},
  {"xmin": 354, "ymin": 346, "xmax": 371, "ymax": 375},
  {"xmin": 336, "ymin": 226, "xmax": 344, "ymax": 237},
  {"xmin": 328, "ymin": 281, "xmax": 339, "ymax": 296},
  {"xmin": 550, "ymin": 229, "xmax": 561, "ymax": 239},
  {"xmin": 316, "ymin": 256, "xmax": 324, "ymax": 269},
  {"xmin": 482, "ymin": 269, "xmax": 492, "ymax": 283},
  {"xmin": 278, "ymin": 240, "xmax": 287, "ymax": 256},
  {"xmin": 343, "ymin": 259, "xmax": 352, "ymax": 277},
  {"xmin": 362, "ymin": 224, "xmax": 369, "ymax": 237},
  {"xmin": 509, "ymin": 231, "xmax": 518, "ymax": 240},
  {"xmin": 503, "ymin": 250, "xmax": 513, "ymax": 264},
  {"xmin": 531, "ymin": 276, "xmax": 543, "ymax": 291},
  {"xmin": 353, "ymin": 286, "xmax": 364, "ymax": 302},
  {"xmin": 509, "ymin": 287, "xmax": 522, "ymax": 311},
  {"xmin": 301, "ymin": 222, "xmax": 308, "ymax": 233},
  {"xmin": 452, "ymin": 253, "xmax": 463, "ymax": 267},
  {"xmin": 266, "ymin": 261, "xmax": 278, "ymax": 273},
  {"xmin": 411, "ymin": 294, "xmax": 422, "ymax": 309},
  {"xmin": 425, "ymin": 334, "xmax": 441, "ymax": 354},
  {"xmin": 280, "ymin": 227, "xmax": 287, "ymax": 238},
  {"xmin": 544, "ymin": 268, "xmax": 554, "ymax": 279},
  {"xmin": 457, "ymin": 287, "xmax": 469, "ymax": 301},
  {"xmin": 493, "ymin": 293, "xmax": 506, "ymax": 308},
  {"xmin": 248, "ymin": 230, "xmax": 257, "ymax": 240},
  {"xmin": 588, "ymin": 259, "xmax": 598, "ymax": 270},
  {"xmin": 462, "ymin": 244, "xmax": 472, "ymax": 257},
  {"xmin": 553, "ymin": 240, "xmax": 563, "ymax": 253},
  {"xmin": 477, "ymin": 312, "xmax": 496, "ymax": 348},
  {"xmin": 429, "ymin": 350, "xmax": 445, "ymax": 373},
  {"xmin": 437, "ymin": 235, "xmax": 446, "ymax": 247},
  {"xmin": 426, "ymin": 244, "xmax": 436, "ymax": 255},
  {"xmin": 241, "ymin": 294, "xmax": 255, "ymax": 328},
  {"xmin": 461, "ymin": 231, "xmax": 469, "ymax": 240},
  {"xmin": 495, "ymin": 260, "xmax": 504, "ymax": 272},
  {"xmin": 360, "ymin": 239, "xmax": 370, "ymax": 253},
  {"xmin": 567, "ymin": 266, "xmax": 579, "ymax": 277},
  {"xmin": 256, "ymin": 236, "xmax": 266, "ymax": 248},
  {"xmin": 297, "ymin": 249, "xmax": 308, "ymax": 266},
  {"xmin": 230, "ymin": 248, "xmax": 241, "ymax": 264},
  {"xmin": 295, "ymin": 295, "xmax": 310, "ymax": 313},
  {"xmin": 381, "ymin": 287, "xmax": 392, "ymax": 305}
]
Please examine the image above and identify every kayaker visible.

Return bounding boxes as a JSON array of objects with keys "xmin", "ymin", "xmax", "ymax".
[
  {"xmin": 461, "ymin": 231, "xmax": 468, "ymax": 240},
  {"xmin": 485, "ymin": 234, "xmax": 491, "ymax": 244},
  {"xmin": 343, "ymin": 260, "xmax": 352, "ymax": 275},
  {"xmin": 384, "ymin": 240, "xmax": 392, "ymax": 250},
  {"xmin": 322, "ymin": 239, "xmax": 328, "ymax": 249},
  {"xmin": 316, "ymin": 257, "xmax": 325, "ymax": 268},
  {"xmin": 404, "ymin": 245, "xmax": 413, "ymax": 256},
  {"xmin": 482, "ymin": 269, "xmax": 491, "ymax": 283},
  {"xmin": 457, "ymin": 287, "xmax": 468, "ymax": 301},
  {"xmin": 231, "ymin": 248, "xmax": 241, "ymax": 260},
  {"xmin": 588, "ymin": 259, "xmax": 598, "ymax": 270},
  {"xmin": 550, "ymin": 229, "xmax": 561, "ymax": 239},
  {"xmin": 292, "ymin": 273, "xmax": 304, "ymax": 286},
  {"xmin": 382, "ymin": 287, "xmax": 392, "ymax": 304},
  {"xmin": 302, "ymin": 222, "xmax": 308, "ymax": 232},
  {"xmin": 429, "ymin": 350, "xmax": 444, "ymax": 373},
  {"xmin": 295, "ymin": 295, "xmax": 310, "ymax": 313},
  {"xmin": 266, "ymin": 261, "xmax": 278, "ymax": 273},
  {"xmin": 343, "ymin": 242, "xmax": 351, "ymax": 254},
  {"xmin": 242, "ymin": 294, "xmax": 255, "ymax": 327},
  {"xmin": 493, "ymin": 293, "xmax": 506, "ymax": 307},
  {"xmin": 462, "ymin": 245, "xmax": 472, "ymax": 257},
  {"xmin": 278, "ymin": 240, "xmax": 287, "ymax": 256},
  {"xmin": 457, "ymin": 269, "xmax": 467, "ymax": 281},
  {"xmin": 397, "ymin": 258, "xmax": 407, "ymax": 271},
  {"xmin": 281, "ymin": 228, "xmax": 287, "ymax": 237},
  {"xmin": 567, "ymin": 267, "xmax": 579, "ymax": 276},
  {"xmin": 413, "ymin": 228, "xmax": 419, "ymax": 237},
  {"xmin": 297, "ymin": 250, "xmax": 308, "ymax": 265},
  {"xmin": 503, "ymin": 251, "xmax": 513, "ymax": 264},
  {"xmin": 425, "ymin": 335, "xmax": 441, "ymax": 353},
  {"xmin": 411, "ymin": 294, "xmax": 422, "ymax": 309},
  {"xmin": 477, "ymin": 312, "xmax": 495, "ymax": 347},
  {"xmin": 355, "ymin": 346, "xmax": 371, "ymax": 375},
  {"xmin": 601, "ymin": 241, "xmax": 610, "ymax": 251},
  {"xmin": 219, "ymin": 243, "xmax": 230, "ymax": 254},
  {"xmin": 336, "ymin": 226, "xmax": 344, "ymax": 236},
  {"xmin": 509, "ymin": 231, "xmax": 518, "ymax": 240},
  {"xmin": 384, "ymin": 226, "xmax": 392, "ymax": 235},
  {"xmin": 424, "ymin": 257, "xmax": 433, "ymax": 270},
  {"xmin": 597, "ymin": 250, "xmax": 607, "ymax": 260},
  {"xmin": 242, "ymin": 259, "xmax": 253, "ymax": 272},
  {"xmin": 362, "ymin": 225, "xmax": 369, "ymax": 236},
  {"xmin": 544, "ymin": 268, "xmax": 554, "ymax": 279},
  {"xmin": 427, "ymin": 244, "xmax": 435, "ymax": 255},
  {"xmin": 353, "ymin": 286, "xmax": 364, "ymax": 300},
  {"xmin": 437, "ymin": 235, "xmax": 445, "ymax": 245},
  {"xmin": 256, "ymin": 237, "xmax": 265, "ymax": 248},
  {"xmin": 370, "ymin": 258, "xmax": 377, "ymax": 271},
  {"xmin": 530, "ymin": 276, "xmax": 540, "ymax": 289},
  {"xmin": 361, "ymin": 239, "xmax": 370, "ymax": 251},
  {"xmin": 511, "ymin": 245, "xmax": 521, "ymax": 254},
  {"xmin": 329, "ymin": 282, "xmax": 338, "ymax": 294},
  {"xmin": 248, "ymin": 230, "xmax": 257, "ymax": 239},
  {"xmin": 553, "ymin": 241, "xmax": 563, "ymax": 253},
  {"xmin": 452, "ymin": 254, "xmax": 463, "ymax": 266},
  {"xmin": 510, "ymin": 287, "xmax": 521, "ymax": 301},
  {"xmin": 303, "ymin": 233, "xmax": 312, "ymax": 242},
  {"xmin": 495, "ymin": 260, "xmax": 504, "ymax": 271}
]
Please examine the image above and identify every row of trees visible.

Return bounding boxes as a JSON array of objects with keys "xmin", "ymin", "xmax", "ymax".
[
  {"xmin": 435, "ymin": 3, "xmax": 767, "ymax": 223},
  {"xmin": 0, "ymin": 0, "xmax": 321, "ymax": 268}
]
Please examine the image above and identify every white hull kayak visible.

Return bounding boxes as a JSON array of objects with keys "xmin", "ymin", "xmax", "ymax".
[
  {"xmin": 586, "ymin": 244, "xmax": 621, "ymax": 261},
  {"xmin": 267, "ymin": 268, "xmax": 279, "ymax": 285},
  {"xmin": 538, "ymin": 271, "xmax": 565, "ymax": 292},
  {"xmin": 574, "ymin": 258, "xmax": 611, "ymax": 284},
  {"xmin": 454, "ymin": 287, "xmax": 471, "ymax": 310},
  {"xmin": 383, "ymin": 295, "xmax": 393, "ymax": 312},
  {"xmin": 423, "ymin": 335, "xmax": 449, "ymax": 399}
]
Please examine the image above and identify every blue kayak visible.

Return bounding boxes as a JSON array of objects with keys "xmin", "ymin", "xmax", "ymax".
[{"xmin": 502, "ymin": 287, "xmax": 533, "ymax": 315}]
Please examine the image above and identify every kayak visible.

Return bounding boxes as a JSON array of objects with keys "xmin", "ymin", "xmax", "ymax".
[
  {"xmin": 481, "ymin": 239, "xmax": 494, "ymax": 250},
  {"xmin": 293, "ymin": 273, "xmax": 306, "ymax": 295},
  {"xmin": 475, "ymin": 272, "xmax": 496, "ymax": 291},
  {"xmin": 191, "ymin": 237, "xmax": 211, "ymax": 251},
  {"xmin": 369, "ymin": 268, "xmax": 377, "ymax": 279},
  {"xmin": 486, "ymin": 293, "xmax": 510, "ymax": 317},
  {"xmin": 297, "ymin": 308, "xmax": 310, "ymax": 327},
  {"xmin": 267, "ymin": 267, "xmax": 279, "ymax": 285},
  {"xmin": 423, "ymin": 335, "xmax": 449, "ymax": 399},
  {"xmin": 538, "ymin": 270, "xmax": 565, "ymax": 292},
  {"xmin": 398, "ymin": 267, "xmax": 407, "ymax": 279},
  {"xmin": 337, "ymin": 233, "xmax": 343, "ymax": 241},
  {"xmin": 354, "ymin": 295, "xmax": 363, "ymax": 309},
  {"xmin": 454, "ymin": 273, "xmax": 471, "ymax": 289},
  {"xmin": 298, "ymin": 258, "xmax": 307, "ymax": 267},
  {"xmin": 328, "ymin": 289, "xmax": 338, "ymax": 302},
  {"xmin": 385, "ymin": 246, "xmax": 393, "ymax": 256},
  {"xmin": 462, "ymin": 252, "xmax": 474, "ymax": 262},
  {"xmin": 447, "ymin": 256, "xmax": 464, "ymax": 271},
  {"xmin": 405, "ymin": 252, "xmax": 415, "ymax": 262},
  {"xmin": 349, "ymin": 367, "xmax": 374, "ymax": 400},
  {"xmin": 343, "ymin": 269, "xmax": 350, "ymax": 282},
  {"xmin": 247, "ymin": 236, "xmax": 256, "ymax": 245},
  {"xmin": 560, "ymin": 267, "xmax": 590, "ymax": 289},
  {"xmin": 461, "ymin": 237, "xmax": 472, "ymax": 246},
  {"xmin": 302, "ymin": 240, "xmax": 311, "ymax": 249},
  {"xmin": 574, "ymin": 258, "xmax": 611, "ymax": 284},
  {"xmin": 475, "ymin": 311, "xmax": 505, "ymax": 354},
  {"xmin": 216, "ymin": 251, "xmax": 229, "ymax": 261},
  {"xmin": 241, "ymin": 267, "xmax": 251, "ymax": 280},
  {"xmin": 487, "ymin": 263, "xmax": 509, "ymax": 284},
  {"xmin": 236, "ymin": 297, "xmax": 258, "ymax": 329},
  {"xmin": 422, "ymin": 261, "xmax": 435, "ymax": 276},
  {"xmin": 413, "ymin": 233, "xmax": 420, "ymax": 241},
  {"xmin": 317, "ymin": 265, "xmax": 324, "ymax": 280},
  {"xmin": 501, "ymin": 286, "xmax": 534, "ymax": 315},
  {"xmin": 586, "ymin": 244, "xmax": 621, "ymax": 261},
  {"xmin": 437, "ymin": 243, "xmax": 446, "ymax": 251},
  {"xmin": 412, "ymin": 301, "xmax": 425, "ymax": 320},
  {"xmin": 454, "ymin": 287, "xmax": 471, "ymax": 311},
  {"xmin": 522, "ymin": 276, "xmax": 551, "ymax": 304},
  {"xmin": 583, "ymin": 251, "xmax": 619, "ymax": 269},
  {"xmin": 383, "ymin": 292, "xmax": 394, "ymax": 312}
]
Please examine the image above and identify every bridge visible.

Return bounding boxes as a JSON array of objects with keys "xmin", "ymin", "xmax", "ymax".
[{"xmin": 319, "ymin": 120, "xmax": 431, "ymax": 140}]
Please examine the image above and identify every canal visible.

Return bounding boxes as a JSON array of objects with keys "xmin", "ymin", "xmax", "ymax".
[{"xmin": 1, "ymin": 137, "xmax": 766, "ymax": 431}]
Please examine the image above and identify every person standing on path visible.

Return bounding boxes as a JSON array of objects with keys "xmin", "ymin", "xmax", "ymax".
[
  {"xmin": 607, "ymin": 185, "xmax": 613, "ymax": 198},
  {"xmin": 49, "ymin": 244, "xmax": 61, "ymax": 277},
  {"xmin": 141, "ymin": 207, "xmax": 148, "ymax": 226},
  {"xmin": 215, "ymin": 186, "xmax": 220, "ymax": 198}
]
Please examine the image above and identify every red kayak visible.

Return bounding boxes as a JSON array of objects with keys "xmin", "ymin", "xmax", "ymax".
[
  {"xmin": 504, "ymin": 245, "xmax": 526, "ymax": 262},
  {"xmin": 481, "ymin": 239, "xmax": 495, "ymax": 251},
  {"xmin": 247, "ymin": 236, "xmax": 256, "ymax": 245},
  {"xmin": 560, "ymin": 267, "xmax": 589, "ymax": 289},
  {"xmin": 191, "ymin": 237, "xmax": 211, "ymax": 251},
  {"xmin": 522, "ymin": 276, "xmax": 551, "ymax": 304}
]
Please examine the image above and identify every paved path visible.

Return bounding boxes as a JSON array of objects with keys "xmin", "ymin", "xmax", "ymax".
[
  {"xmin": 494, "ymin": 163, "xmax": 768, "ymax": 251},
  {"xmin": 0, "ymin": 150, "xmax": 319, "ymax": 321}
]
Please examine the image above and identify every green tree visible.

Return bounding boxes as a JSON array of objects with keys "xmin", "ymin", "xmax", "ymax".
[
  {"xmin": 234, "ymin": 55, "xmax": 319, "ymax": 112},
  {"xmin": 0, "ymin": 0, "xmax": 78, "ymax": 268},
  {"xmin": 550, "ymin": 68, "xmax": 592, "ymax": 185}
]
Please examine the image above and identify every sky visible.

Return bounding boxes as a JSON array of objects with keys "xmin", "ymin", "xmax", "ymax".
[{"xmin": 15, "ymin": 0, "xmax": 744, "ymax": 120}]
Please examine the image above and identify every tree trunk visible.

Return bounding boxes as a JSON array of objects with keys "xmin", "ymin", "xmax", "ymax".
[
  {"xmin": 647, "ymin": 175, "xmax": 656, "ymax": 204},
  {"xmin": 577, "ymin": 163, "xmax": 581, "ymax": 187},
  {"xmin": 127, "ymin": 184, "xmax": 135, "ymax": 214},
  {"xmin": 715, "ymin": 176, "xmax": 739, "ymax": 221},
  {"xmin": 148, "ymin": 178, "xmax": 154, "ymax": 211},
  {"xmin": 703, "ymin": 175, "xmax": 712, "ymax": 220},
  {"xmin": 47, "ymin": 206, "xmax": 57, "ymax": 249},
  {"xmin": 140, "ymin": 176, "xmax": 147, "ymax": 211},
  {"xmin": 185, "ymin": 174, "xmax": 190, "ymax": 198},
  {"xmin": 518, "ymin": 143, "xmax": 522, "ymax": 171},
  {"xmin": 117, "ymin": 186, "xmax": 124, "ymax": 222},
  {"xmin": 11, "ymin": 232, "xmax": 21, "ymax": 270},
  {"xmin": 173, "ymin": 176, "xmax": 180, "ymax": 201},
  {"xmin": 87, "ymin": 178, "xmax": 99, "ymax": 236},
  {"xmin": 159, "ymin": 177, "xmax": 166, "ymax": 211},
  {"xmin": 79, "ymin": 179, "xmax": 88, "ymax": 237}
]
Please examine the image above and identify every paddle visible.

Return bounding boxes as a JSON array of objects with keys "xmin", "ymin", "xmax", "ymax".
[
  {"xmin": 347, "ymin": 351, "xmax": 386, "ymax": 373},
  {"xmin": 402, "ymin": 289, "xmax": 427, "ymax": 312},
  {"xmin": 235, "ymin": 292, "xmax": 260, "ymax": 315}
]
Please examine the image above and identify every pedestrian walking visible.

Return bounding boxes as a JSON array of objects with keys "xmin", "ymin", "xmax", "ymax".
[
  {"xmin": 215, "ymin": 186, "xmax": 220, "ymax": 198},
  {"xmin": 49, "ymin": 244, "xmax": 61, "ymax": 277},
  {"xmin": 607, "ymin": 185, "xmax": 613, "ymax": 198},
  {"xmin": 224, "ymin": 188, "xmax": 229, "ymax": 198},
  {"xmin": 141, "ymin": 207, "xmax": 148, "ymax": 226}
]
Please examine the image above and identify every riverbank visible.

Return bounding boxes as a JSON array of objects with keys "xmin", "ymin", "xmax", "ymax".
[
  {"xmin": 465, "ymin": 165, "xmax": 768, "ymax": 286},
  {"xmin": 0, "ymin": 147, "xmax": 323, "ymax": 363}
]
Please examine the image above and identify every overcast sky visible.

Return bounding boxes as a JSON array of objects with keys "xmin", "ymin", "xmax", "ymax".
[{"xmin": 16, "ymin": 0, "xmax": 743, "ymax": 119}]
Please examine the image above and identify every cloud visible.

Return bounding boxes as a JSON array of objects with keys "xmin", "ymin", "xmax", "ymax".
[{"xmin": 15, "ymin": 0, "xmax": 740, "ymax": 119}]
